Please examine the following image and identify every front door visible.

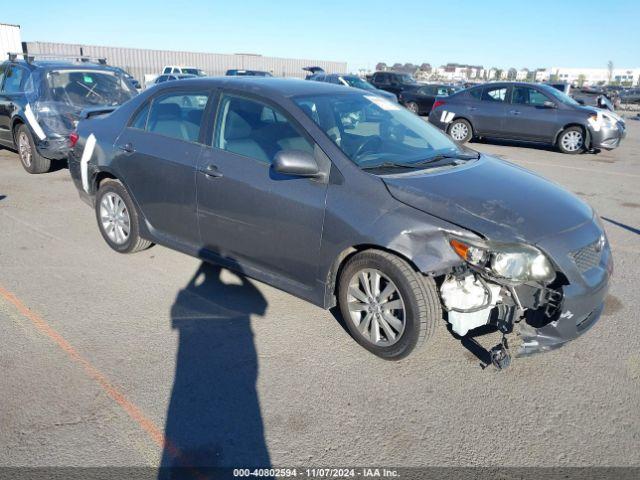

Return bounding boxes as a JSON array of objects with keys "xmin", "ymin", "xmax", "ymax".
[
  {"xmin": 113, "ymin": 89, "xmax": 211, "ymax": 246},
  {"xmin": 504, "ymin": 85, "xmax": 558, "ymax": 141},
  {"xmin": 196, "ymin": 93, "xmax": 328, "ymax": 291}
]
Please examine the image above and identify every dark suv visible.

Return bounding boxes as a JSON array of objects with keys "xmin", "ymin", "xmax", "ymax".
[
  {"xmin": 368, "ymin": 71, "xmax": 419, "ymax": 97},
  {"xmin": 0, "ymin": 56, "xmax": 137, "ymax": 173},
  {"xmin": 429, "ymin": 82, "xmax": 626, "ymax": 154}
]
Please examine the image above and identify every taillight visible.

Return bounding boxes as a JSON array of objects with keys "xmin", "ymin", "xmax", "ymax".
[
  {"xmin": 432, "ymin": 100, "xmax": 445, "ymax": 110},
  {"xmin": 69, "ymin": 132, "xmax": 79, "ymax": 148}
]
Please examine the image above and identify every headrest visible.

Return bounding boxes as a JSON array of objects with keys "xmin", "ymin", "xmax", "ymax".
[
  {"xmin": 224, "ymin": 111, "xmax": 252, "ymax": 140},
  {"xmin": 154, "ymin": 102, "xmax": 181, "ymax": 119}
]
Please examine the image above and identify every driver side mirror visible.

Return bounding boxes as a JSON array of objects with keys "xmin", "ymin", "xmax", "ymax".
[
  {"xmin": 576, "ymin": 99, "xmax": 585, "ymax": 105},
  {"xmin": 543, "ymin": 100, "xmax": 556, "ymax": 108},
  {"xmin": 273, "ymin": 150, "xmax": 321, "ymax": 178}
]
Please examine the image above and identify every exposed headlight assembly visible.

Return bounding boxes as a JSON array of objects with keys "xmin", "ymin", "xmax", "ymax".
[{"xmin": 449, "ymin": 236, "xmax": 555, "ymax": 284}]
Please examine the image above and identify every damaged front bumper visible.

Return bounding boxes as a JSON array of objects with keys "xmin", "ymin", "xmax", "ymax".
[
  {"xmin": 440, "ymin": 217, "xmax": 613, "ymax": 360},
  {"xmin": 516, "ymin": 220, "xmax": 613, "ymax": 356},
  {"xmin": 589, "ymin": 118, "xmax": 626, "ymax": 150}
]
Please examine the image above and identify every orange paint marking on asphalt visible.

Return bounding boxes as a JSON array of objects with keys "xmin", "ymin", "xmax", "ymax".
[{"xmin": 0, "ymin": 284, "xmax": 184, "ymax": 464}]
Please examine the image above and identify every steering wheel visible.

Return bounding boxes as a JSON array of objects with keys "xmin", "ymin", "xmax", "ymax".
[{"xmin": 353, "ymin": 136, "xmax": 382, "ymax": 161}]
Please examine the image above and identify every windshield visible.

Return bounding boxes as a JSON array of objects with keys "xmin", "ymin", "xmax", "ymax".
[
  {"xmin": 44, "ymin": 69, "xmax": 137, "ymax": 108},
  {"xmin": 400, "ymin": 74, "xmax": 417, "ymax": 84},
  {"xmin": 342, "ymin": 76, "xmax": 376, "ymax": 91},
  {"xmin": 294, "ymin": 92, "xmax": 467, "ymax": 170},
  {"xmin": 539, "ymin": 84, "xmax": 579, "ymax": 106},
  {"xmin": 182, "ymin": 68, "xmax": 206, "ymax": 76}
]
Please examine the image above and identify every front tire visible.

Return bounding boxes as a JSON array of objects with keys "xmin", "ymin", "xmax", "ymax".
[
  {"xmin": 16, "ymin": 124, "xmax": 51, "ymax": 174},
  {"xmin": 448, "ymin": 118, "xmax": 473, "ymax": 143},
  {"xmin": 557, "ymin": 126, "xmax": 585, "ymax": 154},
  {"xmin": 338, "ymin": 250, "xmax": 441, "ymax": 360},
  {"xmin": 95, "ymin": 179, "xmax": 153, "ymax": 254}
]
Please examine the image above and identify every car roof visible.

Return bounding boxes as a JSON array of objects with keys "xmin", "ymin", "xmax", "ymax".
[
  {"xmin": 3, "ymin": 58, "xmax": 121, "ymax": 72},
  {"xmin": 151, "ymin": 76, "xmax": 353, "ymax": 98}
]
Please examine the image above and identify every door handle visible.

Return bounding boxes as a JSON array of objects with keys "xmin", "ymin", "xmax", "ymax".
[
  {"xmin": 468, "ymin": 106, "xmax": 477, "ymax": 111},
  {"xmin": 202, "ymin": 164, "xmax": 223, "ymax": 178},
  {"xmin": 509, "ymin": 109, "xmax": 521, "ymax": 115},
  {"xmin": 117, "ymin": 142, "xmax": 135, "ymax": 154}
]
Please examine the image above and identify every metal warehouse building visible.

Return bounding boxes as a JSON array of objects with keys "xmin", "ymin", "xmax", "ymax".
[{"xmin": 23, "ymin": 41, "xmax": 347, "ymax": 86}]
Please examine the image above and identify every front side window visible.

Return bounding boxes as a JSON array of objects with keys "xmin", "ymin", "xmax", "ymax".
[
  {"xmin": 468, "ymin": 87, "xmax": 482, "ymax": 100},
  {"xmin": 482, "ymin": 86, "xmax": 507, "ymax": 102},
  {"xmin": 512, "ymin": 86, "xmax": 550, "ymax": 106},
  {"xmin": 163, "ymin": 67, "xmax": 172, "ymax": 74},
  {"xmin": 3, "ymin": 66, "xmax": 26, "ymax": 94},
  {"xmin": 294, "ymin": 92, "xmax": 463, "ymax": 169},
  {"xmin": 145, "ymin": 91, "xmax": 209, "ymax": 142},
  {"xmin": 214, "ymin": 94, "xmax": 313, "ymax": 164}
]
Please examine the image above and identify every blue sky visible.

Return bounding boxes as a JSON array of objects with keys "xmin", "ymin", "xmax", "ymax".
[{"xmin": 8, "ymin": 0, "xmax": 640, "ymax": 71}]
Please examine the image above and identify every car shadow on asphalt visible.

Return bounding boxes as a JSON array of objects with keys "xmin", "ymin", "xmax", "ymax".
[{"xmin": 158, "ymin": 262, "xmax": 271, "ymax": 479}]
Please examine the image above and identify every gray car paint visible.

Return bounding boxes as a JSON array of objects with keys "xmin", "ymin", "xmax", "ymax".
[
  {"xmin": 428, "ymin": 82, "xmax": 626, "ymax": 150},
  {"xmin": 68, "ymin": 77, "xmax": 612, "ymax": 354}
]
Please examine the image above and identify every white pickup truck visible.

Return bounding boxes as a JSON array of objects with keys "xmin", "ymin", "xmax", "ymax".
[{"xmin": 144, "ymin": 66, "xmax": 207, "ymax": 87}]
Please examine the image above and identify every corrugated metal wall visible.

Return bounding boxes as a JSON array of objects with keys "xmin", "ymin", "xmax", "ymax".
[
  {"xmin": 23, "ymin": 41, "xmax": 347, "ymax": 86},
  {"xmin": 1, "ymin": 23, "xmax": 23, "ymax": 56}
]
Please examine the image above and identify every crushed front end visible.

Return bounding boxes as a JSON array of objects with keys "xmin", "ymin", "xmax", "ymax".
[{"xmin": 438, "ymin": 216, "xmax": 612, "ymax": 362}]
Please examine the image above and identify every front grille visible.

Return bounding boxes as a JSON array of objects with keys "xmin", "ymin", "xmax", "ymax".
[{"xmin": 570, "ymin": 239, "xmax": 602, "ymax": 274}]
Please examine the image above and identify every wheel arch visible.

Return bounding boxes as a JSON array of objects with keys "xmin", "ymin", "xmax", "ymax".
[
  {"xmin": 448, "ymin": 115, "xmax": 474, "ymax": 135},
  {"xmin": 554, "ymin": 122, "xmax": 590, "ymax": 147},
  {"xmin": 10, "ymin": 115, "xmax": 27, "ymax": 145},
  {"xmin": 324, "ymin": 244, "xmax": 424, "ymax": 309}
]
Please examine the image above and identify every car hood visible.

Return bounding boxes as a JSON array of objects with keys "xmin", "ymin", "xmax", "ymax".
[
  {"xmin": 382, "ymin": 155, "xmax": 594, "ymax": 244},
  {"xmin": 373, "ymin": 88, "xmax": 398, "ymax": 102}
]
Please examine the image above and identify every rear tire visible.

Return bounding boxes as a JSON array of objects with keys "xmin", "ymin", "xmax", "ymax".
[
  {"xmin": 337, "ymin": 250, "xmax": 441, "ymax": 360},
  {"xmin": 557, "ymin": 126, "xmax": 585, "ymax": 154},
  {"xmin": 95, "ymin": 179, "xmax": 153, "ymax": 254},
  {"xmin": 406, "ymin": 102, "xmax": 420, "ymax": 115},
  {"xmin": 448, "ymin": 119, "xmax": 473, "ymax": 143},
  {"xmin": 16, "ymin": 124, "xmax": 51, "ymax": 174}
]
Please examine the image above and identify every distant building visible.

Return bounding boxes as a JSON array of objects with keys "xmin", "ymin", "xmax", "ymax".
[{"xmin": 549, "ymin": 67, "xmax": 640, "ymax": 86}]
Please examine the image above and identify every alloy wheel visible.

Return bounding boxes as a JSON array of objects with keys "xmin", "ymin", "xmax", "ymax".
[
  {"xmin": 99, "ymin": 192, "xmax": 131, "ymax": 245},
  {"xmin": 561, "ymin": 130, "xmax": 584, "ymax": 152},
  {"xmin": 18, "ymin": 132, "xmax": 32, "ymax": 168},
  {"xmin": 346, "ymin": 268, "xmax": 406, "ymax": 346},
  {"xmin": 450, "ymin": 122, "xmax": 469, "ymax": 141}
]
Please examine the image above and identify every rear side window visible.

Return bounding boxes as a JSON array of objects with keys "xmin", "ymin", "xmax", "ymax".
[
  {"xmin": 144, "ymin": 91, "xmax": 209, "ymax": 143},
  {"xmin": 214, "ymin": 94, "xmax": 313, "ymax": 164},
  {"xmin": 131, "ymin": 103, "xmax": 150, "ymax": 130},
  {"xmin": 482, "ymin": 86, "xmax": 507, "ymax": 102},
  {"xmin": 2, "ymin": 66, "xmax": 26, "ymax": 94}
]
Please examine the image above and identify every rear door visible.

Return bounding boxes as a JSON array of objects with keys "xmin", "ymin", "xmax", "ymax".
[
  {"xmin": 196, "ymin": 92, "xmax": 329, "ymax": 291},
  {"xmin": 113, "ymin": 88, "xmax": 212, "ymax": 247},
  {"xmin": 503, "ymin": 85, "xmax": 558, "ymax": 141},
  {"xmin": 0, "ymin": 64, "xmax": 27, "ymax": 144},
  {"xmin": 473, "ymin": 84, "xmax": 510, "ymax": 135}
]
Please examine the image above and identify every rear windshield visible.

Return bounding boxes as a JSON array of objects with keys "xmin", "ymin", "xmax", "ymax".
[{"xmin": 43, "ymin": 69, "xmax": 137, "ymax": 108}]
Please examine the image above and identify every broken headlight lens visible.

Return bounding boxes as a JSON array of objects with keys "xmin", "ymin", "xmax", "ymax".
[{"xmin": 449, "ymin": 237, "xmax": 555, "ymax": 284}]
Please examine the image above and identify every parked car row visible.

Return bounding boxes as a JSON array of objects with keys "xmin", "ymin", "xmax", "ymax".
[{"xmin": 58, "ymin": 77, "xmax": 613, "ymax": 367}]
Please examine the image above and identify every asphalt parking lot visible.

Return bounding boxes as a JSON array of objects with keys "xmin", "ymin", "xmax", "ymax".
[{"xmin": 1, "ymin": 119, "xmax": 639, "ymax": 470}]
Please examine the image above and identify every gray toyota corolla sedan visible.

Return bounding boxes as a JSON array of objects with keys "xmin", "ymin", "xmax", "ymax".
[{"xmin": 68, "ymin": 77, "xmax": 612, "ymax": 364}]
